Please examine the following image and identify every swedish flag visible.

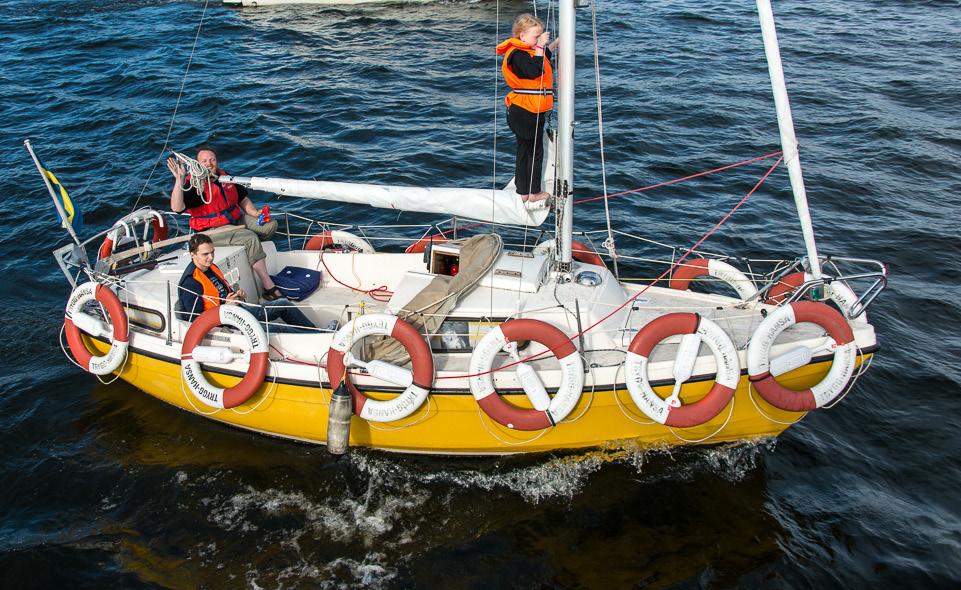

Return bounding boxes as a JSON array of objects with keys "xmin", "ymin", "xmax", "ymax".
[{"xmin": 40, "ymin": 161, "xmax": 83, "ymax": 231}]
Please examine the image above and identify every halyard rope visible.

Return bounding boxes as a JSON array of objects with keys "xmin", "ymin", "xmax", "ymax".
[
  {"xmin": 131, "ymin": 0, "xmax": 211, "ymax": 214},
  {"xmin": 590, "ymin": 0, "xmax": 619, "ymax": 279}
]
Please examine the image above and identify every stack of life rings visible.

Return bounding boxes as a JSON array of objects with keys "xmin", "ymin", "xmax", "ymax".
[{"xmin": 666, "ymin": 258, "xmax": 861, "ymax": 414}]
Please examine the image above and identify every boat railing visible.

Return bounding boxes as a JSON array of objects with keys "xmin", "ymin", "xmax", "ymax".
[
  {"xmin": 274, "ymin": 211, "xmax": 554, "ymax": 253},
  {"xmin": 570, "ymin": 228, "xmax": 888, "ymax": 317},
  {"xmin": 757, "ymin": 256, "xmax": 888, "ymax": 319},
  {"xmin": 54, "ymin": 208, "xmax": 888, "ymax": 319}
]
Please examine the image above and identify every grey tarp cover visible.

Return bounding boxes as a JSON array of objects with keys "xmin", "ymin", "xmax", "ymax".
[{"xmin": 367, "ymin": 233, "xmax": 503, "ymax": 364}]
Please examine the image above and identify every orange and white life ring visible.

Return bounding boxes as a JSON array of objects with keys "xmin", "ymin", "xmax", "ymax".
[
  {"xmin": 98, "ymin": 212, "xmax": 168, "ymax": 260},
  {"xmin": 765, "ymin": 271, "xmax": 862, "ymax": 321},
  {"xmin": 625, "ymin": 313, "xmax": 740, "ymax": 427},
  {"xmin": 468, "ymin": 319, "xmax": 585, "ymax": 431},
  {"xmin": 326, "ymin": 313, "xmax": 434, "ymax": 422},
  {"xmin": 669, "ymin": 258, "xmax": 758, "ymax": 300},
  {"xmin": 532, "ymin": 239, "xmax": 606, "ymax": 268},
  {"xmin": 305, "ymin": 230, "xmax": 375, "ymax": 253},
  {"xmin": 747, "ymin": 301, "xmax": 857, "ymax": 412},
  {"xmin": 405, "ymin": 233, "xmax": 449, "ymax": 254},
  {"xmin": 64, "ymin": 282, "xmax": 129, "ymax": 375},
  {"xmin": 181, "ymin": 305, "xmax": 269, "ymax": 409}
]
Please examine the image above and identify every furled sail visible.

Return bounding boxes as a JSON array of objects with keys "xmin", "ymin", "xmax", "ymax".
[
  {"xmin": 213, "ymin": 129, "xmax": 557, "ymax": 227},
  {"xmin": 220, "ymin": 176, "xmax": 550, "ymax": 226}
]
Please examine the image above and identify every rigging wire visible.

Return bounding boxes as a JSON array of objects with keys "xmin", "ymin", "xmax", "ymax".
[
  {"xmin": 436, "ymin": 155, "xmax": 784, "ymax": 381},
  {"xmin": 590, "ymin": 0, "xmax": 619, "ymax": 280},
  {"xmin": 491, "ymin": 0, "xmax": 501, "ymax": 321},
  {"xmin": 130, "ymin": 0, "xmax": 211, "ymax": 214}
]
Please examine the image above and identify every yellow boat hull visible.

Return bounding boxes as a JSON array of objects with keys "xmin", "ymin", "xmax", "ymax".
[{"xmin": 88, "ymin": 337, "xmax": 870, "ymax": 455}]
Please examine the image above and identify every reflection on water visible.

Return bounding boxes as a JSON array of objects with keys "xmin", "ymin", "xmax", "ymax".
[{"xmin": 74, "ymin": 381, "xmax": 783, "ymax": 587}]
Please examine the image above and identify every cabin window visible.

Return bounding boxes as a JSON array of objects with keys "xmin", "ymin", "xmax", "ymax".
[
  {"xmin": 124, "ymin": 303, "xmax": 166, "ymax": 333},
  {"xmin": 429, "ymin": 319, "xmax": 528, "ymax": 353},
  {"xmin": 431, "ymin": 320, "xmax": 470, "ymax": 352}
]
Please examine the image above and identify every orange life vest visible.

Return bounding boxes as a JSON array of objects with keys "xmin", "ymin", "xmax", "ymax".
[
  {"xmin": 496, "ymin": 38, "xmax": 554, "ymax": 114},
  {"xmin": 193, "ymin": 263, "xmax": 231, "ymax": 311},
  {"xmin": 185, "ymin": 169, "xmax": 244, "ymax": 231}
]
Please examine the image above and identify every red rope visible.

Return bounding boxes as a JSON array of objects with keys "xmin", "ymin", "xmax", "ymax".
[
  {"xmin": 433, "ymin": 151, "xmax": 783, "ymax": 239},
  {"xmin": 275, "ymin": 154, "xmax": 783, "ymax": 384},
  {"xmin": 318, "ymin": 246, "xmax": 393, "ymax": 302},
  {"xmin": 269, "ymin": 344, "xmax": 372, "ymax": 379},
  {"xmin": 436, "ymin": 155, "xmax": 784, "ymax": 380},
  {"xmin": 574, "ymin": 150, "xmax": 783, "ymax": 205}
]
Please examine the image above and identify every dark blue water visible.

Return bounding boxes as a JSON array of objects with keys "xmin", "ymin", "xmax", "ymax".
[{"xmin": 2, "ymin": 0, "xmax": 960, "ymax": 587}]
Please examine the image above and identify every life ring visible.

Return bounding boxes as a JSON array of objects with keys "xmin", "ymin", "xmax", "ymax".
[
  {"xmin": 180, "ymin": 305, "xmax": 269, "ymax": 409},
  {"xmin": 532, "ymin": 239, "xmax": 606, "ymax": 267},
  {"xmin": 64, "ymin": 282, "xmax": 129, "ymax": 375},
  {"xmin": 326, "ymin": 313, "xmax": 434, "ymax": 422},
  {"xmin": 625, "ymin": 313, "xmax": 740, "ymax": 427},
  {"xmin": 305, "ymin": 230, "xmax": 375, "ymax": 253},
  {"xmin": 765, "ymin": 271, "xmax": 862, "ymax": 320},
  {"xmin": 405, "ymin": 233, "xmax": 449, "ymax": 254},
  {"xmin": 747, "ymin": 301, "xmax": 857, "ymax": 412},
  {"xmin": 669, "ymin": 258, "xmax": 758, "ymax": 300},
  {"xmin": 98, "ymin": 213, "xmax": 168, "ymax": 260},
  {"xmin": 469, "ymin": 319, "xmax": 585, "ymax": 431}
]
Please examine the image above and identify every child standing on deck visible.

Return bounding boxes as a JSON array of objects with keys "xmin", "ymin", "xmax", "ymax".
[{"xmin": 497, "ymin": 14, "xmax": 560, "ymax": 205}]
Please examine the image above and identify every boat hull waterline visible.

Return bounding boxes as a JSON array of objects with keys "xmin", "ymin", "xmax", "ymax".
[{"xmin": 81, "ymin": 335, "xmax": 873, "ymax": 455}]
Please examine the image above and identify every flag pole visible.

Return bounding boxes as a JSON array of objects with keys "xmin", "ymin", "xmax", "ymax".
[{"xmin": 24, "ymin": 139, "xmax": 82, "ymax": 247}]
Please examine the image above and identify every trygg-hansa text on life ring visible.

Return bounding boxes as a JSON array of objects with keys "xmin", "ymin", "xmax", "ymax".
[
  {"xmin": 326, "ymin": 313, "xmax": 434, "ymax": 423},
  {"xmin": 64, "ymin": 281, "xmax": 129, "ymax": 375},
  {"xmin": 747, "ymin": 301, "xmax": 857, "ymax": 412},
  {"xmin": 469, "ymin": 319, "xmax": 585, "ymax": 431},
  {"xmin": 669, "ymin": 258, "xmax": 758, "ymax": 300},
  {"xmin": 625, "ymin": 313, "xmax": 740, "ymax": 428},
  {"xmin": 181, "ymin": 305, "xmax": 269, "ymax": 409}
]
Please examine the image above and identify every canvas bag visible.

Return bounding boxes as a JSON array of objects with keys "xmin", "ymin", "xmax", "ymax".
[{"xmin": 271, "ymin": 266, "xmax": 321, "ymax": 301}]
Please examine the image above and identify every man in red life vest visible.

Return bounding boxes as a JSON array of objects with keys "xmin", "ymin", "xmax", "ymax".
[
  {"xmin": 177, "ymin": 234, "xmax": 315, "ymax": 334},
  {"xmin": 167, "ymin": 147, "xmax": 282, "ymax": 300}
]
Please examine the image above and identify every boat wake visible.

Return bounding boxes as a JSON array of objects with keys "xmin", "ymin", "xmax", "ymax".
[{"xmin": 170, "ymin": 439, "xmax": 776, "ymax": 586}]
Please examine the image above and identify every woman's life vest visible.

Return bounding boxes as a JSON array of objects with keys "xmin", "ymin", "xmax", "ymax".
[
  {"xmin": 496, "ymin": 38, "xmax": 554, "ymax": 114},
  {"xmin": 194, "ymin": 263, "xmax": 231, "ymax": 311},
  {"xmin": 185, "ymin": 169, "xmax": 244, "ymax": 231}
]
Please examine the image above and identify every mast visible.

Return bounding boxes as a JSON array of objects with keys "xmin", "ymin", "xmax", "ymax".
[
  {"xmin": 554, "ymin": 0, "xmax": 577, "ymax": 272},
  {"xmin": 756, "ymin": 0, "xmax": 822, "ymax": 279}
]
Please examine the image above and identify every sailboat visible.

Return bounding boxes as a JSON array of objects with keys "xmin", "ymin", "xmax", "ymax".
[{"xmin": 38, "ymin": 0, "xmax": 886, "ymax": 455}]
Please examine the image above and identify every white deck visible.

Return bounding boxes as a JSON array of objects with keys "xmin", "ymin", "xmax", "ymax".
[{"xmin": 108, "ymin": 240, "xmax": 876, "ymax": 395}]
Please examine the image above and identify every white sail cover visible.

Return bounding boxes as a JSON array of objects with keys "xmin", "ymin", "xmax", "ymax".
[
  {"xmin": 220, "ymin": 176, "xmax": 550, "ymax": 226},
  {"xmin": 218, "ymin": 130, "xmax": 557, "ymax": 227}
]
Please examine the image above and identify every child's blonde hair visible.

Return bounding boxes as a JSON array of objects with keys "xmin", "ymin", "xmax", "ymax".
[{"xmin": 512, "ymin": 13, "xmax": 544, "ymax": 38}]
